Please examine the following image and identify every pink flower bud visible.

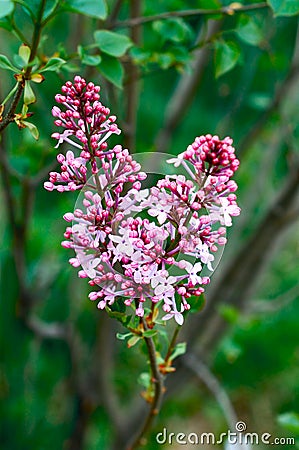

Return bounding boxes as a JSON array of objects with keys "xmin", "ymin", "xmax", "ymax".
[
  {"xmin": 63, "ymin": 213, "xmax": 74, "ymax": 222},
  {"xmin": 44, "ymin": 182, "xmax": 54, "ymax": 191}
]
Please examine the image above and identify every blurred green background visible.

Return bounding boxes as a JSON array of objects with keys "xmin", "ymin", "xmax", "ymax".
[{"xmin": 1, "ymin": 0, "xmax": 299, "ymax": 449}]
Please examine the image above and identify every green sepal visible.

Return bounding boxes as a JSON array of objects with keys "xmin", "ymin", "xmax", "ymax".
[
  {"xmin": 24, "ymin": 80, "xmax": 36, "ymax": 105},
  {"xmin": 22, "ymin": 121, "xmax": 39, "ymax": 140}
]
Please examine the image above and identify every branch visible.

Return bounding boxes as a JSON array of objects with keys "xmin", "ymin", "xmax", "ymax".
[
  {"xmin": 155, "ymin": 19, "xmax": 221, "ymax": 152},
  {"xmin": 183, "ymin": 353, "xmax": 238, "ymax": 430},
  {"xmin": 0, "ymin": 83, "xmax": 24, "ymax": 132},
  {"xmin": 106, "ymin": 0, "xmax": 124, "ymax": 28},
  {"xmin": 66, "ymin": 395, "xmax": 91, "ymax": 450},
  {"xmin": 0, "ymin": 0, "xmax": 47, "ymax": 133},
  {"xmin": 125, "ymin": 320, "xmax": 165, "ymax": 450},
  {"xmin": 112, "ymin": 3, "xmax": 269, "ymax": 29}
]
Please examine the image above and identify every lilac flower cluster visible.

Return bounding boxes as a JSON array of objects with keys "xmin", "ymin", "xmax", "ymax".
[
  {"xmin": 45, "ymin": 76, "xmax": 240, "ymax": 325},
  {"xmin": 44, "ymin": 76, "xmax": 120, "ymax": 192}
]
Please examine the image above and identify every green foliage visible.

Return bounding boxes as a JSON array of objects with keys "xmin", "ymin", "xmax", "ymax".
[
  {"xmin": 267, "ymin": 0, "xmax": 299, "ymax": 16},
  {"xmin": 214, "ymin": 40, "xmax": 241, "ymax": 78},
  {"xmin": 77, "ymin": 46, "xmax": 102, "ymax": 66},
  {"xmin": 0, "ymin": 54, "xmax": 17, "ymax": 71},
  {"xmin": 94, "ymin": 30, "xmax": 132, "ymax": 57},
  {"xmin": 62, "ymin": 0, "xmax": 107, "ymax": 19},
  {"xmin": 152, "ymin": 18, "xmax": 193, "ymax": 44},
  {"xmin": 1, "ymin": 1, "xmax": 299, "ymax": 448},
  {"xmin": 169, "ymin": 342, "xmax": 186, "ymax": 361},
  {"xmin": 39, "ymin": 57, "xmax": 66, "ymax": 72},
  {"xmin": 236, "ymin": 14, "xmax": 264, "ymax": 46},
  {"xmin": 0, "ymin": 1, "xmax": 14, "ymax": 19},
  {"xmin": 97, "ymin": 54, "xmax": 124, "ymax": 88}
]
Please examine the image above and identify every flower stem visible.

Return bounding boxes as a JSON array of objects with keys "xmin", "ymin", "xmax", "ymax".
[
  {"xmin": 164, "ymin": 325, "xmax": 180, "ymax": 364},
  {"xmin": 126, "ymin": 319, "xmax": 165, "ymax": 450},
  {"xmin": 0, "ymin": 0, "xmax": 47, "ymax": 133}
]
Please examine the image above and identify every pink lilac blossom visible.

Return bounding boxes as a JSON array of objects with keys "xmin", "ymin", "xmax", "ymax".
[{"xmin": 45, "ymin": 76, "xmax": 241, "ymax": 325}]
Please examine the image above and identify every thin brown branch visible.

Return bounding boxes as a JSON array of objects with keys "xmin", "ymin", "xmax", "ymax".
[
  {"xmin": 111, "ymin": 3, "xmax": 269, "ymax": 29},
  {"xmin": 125, "ymin": 320, "xmax": 165, "ymax": 450},
  {"xmin": 66, "ymin": 395, "xmax": 91, "ymax": 450},
  {"xmin": 0, "ymin": 0, "xmax": 47, "ymax": 134},
  {"xmin": 0, "ymin": 83, "xmax": 24, "ymax": 132},
  {"xmin": 164, "ymin": 325, "xmax": 180, "ymax": 363},
  {"xmin": 106, "ymin": 0, "xmax": 124, "ymax": 28}
]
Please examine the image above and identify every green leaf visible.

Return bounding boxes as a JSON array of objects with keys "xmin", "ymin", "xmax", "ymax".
[
  {"xmin": 236, "ymin": 14, "xmax": 264, "ymax": 46},
  {"xmin": 0, "ymin": 54, "xmax": 18, "ymax": 71},
  {"xmin": 267, "ymin": 0, "xmax": 299, "ymax": 16},
  {"xmin": 188, "ymin": 294, "xmax": 205, "ymax": 314},
  {"xmin": 39, "ymin": 57, "xmax": 66, "ymax": 72},
  {"xmin": 143, "ymin": 329, "xmax": 158, "ymax": 338},
  {"xmin": 0, "ymin": 16, "xmax": 13, "ymax": 31},
  {"xmin": 169, "ymin": 342, "xmax": 187, "ymax": 361},
  {"xmin": 22, "ymin": 121, "xmax": 39, "ymax": 140},
  {"xmin": 155, "ymin": 52, "xmax": 175, "ymax": 69},
  {"xmin": 94, "ymin": 30, "xmax": 132, "ymax": 57},
  {"xmin": 78, "ymin": 46, "xmax": 102, "ymax": 66},
  {"xmin": 127, "ymin": 335, "xmax": 141, "ymax": 348},
  {"xmin": 277, "ymin": 412, "xmax": 299, "ymax": 434},
  {"xmin": 152, "ymin": 18, "xmax": 192, "ymax": 44},
  {"xmin": 19, "ymin": 43, "xmax": 31, "ymax": 65},
  {"xmin": 0, "ymin": 0, "xmax": 14, "ymax": 18},
  {"xmin": 63, "ymin": 0, "xmax": 107, "ymax": 19},
  {"xmin": 214, "ymin": 40, "xmax": 241, "ymax": 78},
  {"xmin": 138, "ymin": 372, "xmax": 151, "ymax": 389},
  {"xmin": 97, "ymin": 54, "xmax": 124, "ymax": 88},
  {"xmin": 129, "ymin": 47, "xmax": 151, "ymax": 65},
  {"xmin": 82, "ymin": 54, "xmax": 102, "ymax": 66}
]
